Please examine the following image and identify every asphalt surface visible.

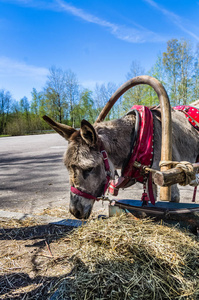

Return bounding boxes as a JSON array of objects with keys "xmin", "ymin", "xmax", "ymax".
[
  {"xmin": 0, "ymin": 134, "xmax": 198, "ymax": 216},
  {"xmin": 0, "ymin": 134, "xmax": 69, "ymax": 214}
]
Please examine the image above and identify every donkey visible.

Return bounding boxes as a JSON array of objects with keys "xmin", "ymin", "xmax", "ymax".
[{"xmin": 43, "ymin": 77, "xmax": 199, "ymax": 219}]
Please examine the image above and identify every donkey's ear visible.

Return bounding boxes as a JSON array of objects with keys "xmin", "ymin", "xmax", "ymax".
[
  {"xmin": 80, "ymin": 120, "xmax": 97, "ymax": 146},
  {"xmin": 43, "ymin": 115, "xmax": 76, "ymax": 140}
]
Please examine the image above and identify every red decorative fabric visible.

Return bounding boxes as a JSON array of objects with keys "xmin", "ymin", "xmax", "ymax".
[
  {"xmin": 173, "ymin": 105, "xmax": 199, "ymax": 130},
  {"xmin": 122, "ymin": 105, "xmax": 154, "ymax": 183},
  {"xmin": 141, "ymin": 192, "xmax": 149, "ymax": 203}
]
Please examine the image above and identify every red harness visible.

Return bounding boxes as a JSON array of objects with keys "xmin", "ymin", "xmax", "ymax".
[
  {"xmin": 173, "ymin": 105, "xmax": 199, "ymax": 203},
  {"xmin": 109, "ymin": 105, "xmax": 155, "ymax": 204},
  {"xmin": 122, "ymin": 105, "xmax": 154, "ymax": 181},
  {"xmin": 173, "ymin": 105, "xmax": 199, "ymax": 130}
]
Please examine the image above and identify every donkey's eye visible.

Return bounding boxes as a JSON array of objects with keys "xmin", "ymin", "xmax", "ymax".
[{"xmin": 82, "ymin": 168, "xmax": 93, "ymax": 179}]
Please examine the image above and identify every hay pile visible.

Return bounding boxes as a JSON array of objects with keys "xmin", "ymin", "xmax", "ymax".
[
  {"xmin": 57, "ymin": 214, "xmax": 199, "ymax": 300},
  {"xmin": 0, "ymin": 217, "xmax": 73, "ymax": 299}
]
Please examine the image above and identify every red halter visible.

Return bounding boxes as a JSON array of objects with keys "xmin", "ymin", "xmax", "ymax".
[{"xmin": 70, "ymin": 142, "xmax": 111, "ymax": 201}]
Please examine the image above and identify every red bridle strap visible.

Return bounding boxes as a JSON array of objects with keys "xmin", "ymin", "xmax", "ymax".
[
  {"xmin": 70, "ymin": 142, "xmax": 111, "ymax": 201},
  {"xmin": 71, "ymin": 186, "xmax": 97, "ymax": 200}
]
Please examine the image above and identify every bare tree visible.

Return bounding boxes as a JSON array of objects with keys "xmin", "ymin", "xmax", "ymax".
[
  {"xmin": 44, "ymin": 67, "xmax": 68, "ymax": 122},
  {"xmin": 122, "ymin": 61, "xmax": 146, "ymax": 111},
  {"xmin": 65, "ymin": 69, "xmax": 79, "ymax": 127},
  {"xmin": 93, "ymin": 82, "xmax": 119, "ymax": 120},
  {"xmin": 44, "ymin": 67, "xmax": 79, "ymax": 125}
]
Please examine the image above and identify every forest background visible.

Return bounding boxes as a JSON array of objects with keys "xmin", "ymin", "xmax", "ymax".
[{"xmin": 1, "ymin": 38, "xmax": 199, "ymax": 136}]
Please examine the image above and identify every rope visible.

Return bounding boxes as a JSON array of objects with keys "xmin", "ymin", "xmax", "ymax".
[
  {"xmin": 159, "ymin": 160, "xmax": 195, "ymax": 186},
  {"xmin": 159, "ymin": 160, "xmax": 180, "ymax": 168}
]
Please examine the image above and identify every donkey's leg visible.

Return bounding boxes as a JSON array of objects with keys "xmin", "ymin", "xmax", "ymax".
[
  {"xmin": 149, "ymin": 182, "xmax": 180, "ymax": 203},
  {"xmin": 170, "ymin": 184, "xmax": 180, "ymax": 202},
  {"xmin": 152, "ymin": 182, "xmax": 157, "ymax": 200}
]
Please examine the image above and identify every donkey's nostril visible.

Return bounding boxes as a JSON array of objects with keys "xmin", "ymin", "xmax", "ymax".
[
  {"xmin": 74, "ymin": 210, "xmax": 82, "ymax": 219},
  {"xmin": 69, "ymin": 206, "xmax": 82, "ymax": 219}
]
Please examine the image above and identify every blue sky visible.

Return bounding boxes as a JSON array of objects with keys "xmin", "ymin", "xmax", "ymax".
[{"xmin": 0, "ymin": 0, "xmax": 199, "ymax": 101}]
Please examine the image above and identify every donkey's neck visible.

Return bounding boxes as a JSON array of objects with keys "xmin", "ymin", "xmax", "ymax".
[{"xmin": 95, "ymin": 116, "xmax": 135, "ymax": 168}]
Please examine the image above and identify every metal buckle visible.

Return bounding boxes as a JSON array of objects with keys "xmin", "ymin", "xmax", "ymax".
[{"xmin": 97, "ymin": 195, "xmax": 111, "ymax": 201}]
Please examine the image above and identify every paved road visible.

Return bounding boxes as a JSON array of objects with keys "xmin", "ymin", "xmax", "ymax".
[
  {"xmin": 0, "ymin": 134, "xmax": 198, "ymax": 216},
  {"xmin": 0, "ymin": 134, "xmax": 69, "ymax": 214}
]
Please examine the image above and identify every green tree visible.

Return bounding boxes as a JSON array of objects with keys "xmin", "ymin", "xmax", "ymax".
[
  {"xmin": 0, "ymin": 89, "xmax": 12, "ymax": 134},
  {"xmin": 30, "ymin": 88, "xmax": 47, "ymax": 132},
  {"xmin": 177, "ymin": 39, "xmax": 193, "ymax": 104},
  {"xmin": 45, "ymin": 87, "xmax": 63, "ymax": 122},
  {"xmin": 150, "ymin": 54, "xmax": 166, "ymax": 83},
  {"xmin": 163, "ymin": 39, "xmax": 193, "ymax": 105},
  {"xmin": 72, "ymin": 90, "xmax": 95, "ymax": 127},
  {"xmin": 147, "ymin": 54, "xmax": 166, "ymax": 106},
  {"xmin": 19, "ymin": 96, "xmax": 31, "ymax": 133},
  {"xmin": 20, "ymin": 96, "xmax": 29, "ymax": 114},
  {"xmin": 31, "ymin": 88, "xmax": 43, "ymax": 115},
  {"xmin": 192, "ymin": 44, "xmax": 199, "ymax": 102},
  {"xmin": 163, "ymin": 39, "xmax": 180, "ymax": 105}
]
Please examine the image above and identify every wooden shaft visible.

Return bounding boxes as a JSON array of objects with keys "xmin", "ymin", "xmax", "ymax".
[
  {"xmin": 95, "ymin": 75, "xmax": 172, "ymax": 201},
  {"xmin": 154, "ymin": 163, "xmax": 199, "ymax": 186}
]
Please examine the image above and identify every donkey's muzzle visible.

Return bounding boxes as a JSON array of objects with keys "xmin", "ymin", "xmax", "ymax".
[{"xmin": 69, "ymin": 192, "xmax": 94, "ymax": 219}]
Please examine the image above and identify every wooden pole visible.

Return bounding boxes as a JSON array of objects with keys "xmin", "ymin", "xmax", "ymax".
[{"xmin": 96, "ymin": 75, "xmax": 172, "ymax": 201}]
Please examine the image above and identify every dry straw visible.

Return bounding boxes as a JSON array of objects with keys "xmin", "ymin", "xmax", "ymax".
[
  {"xmin": 57, "ymin": 214, "xmax": 199, "ymax": 300},
  {"xmin": 1, "ymin": 213, "xmax": 199, "ymax": 299}
]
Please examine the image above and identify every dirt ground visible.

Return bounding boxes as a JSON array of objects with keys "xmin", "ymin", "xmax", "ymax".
[{"xmin": 0, "ymin": 208, "xmax": 80, "ymax": 300}]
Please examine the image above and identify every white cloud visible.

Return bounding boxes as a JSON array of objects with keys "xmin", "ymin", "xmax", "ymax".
[
  {"xmin": 0, "ymin": 57, "xmax": 49, "ymax": 100},
  {"xmin": 0, "ymin": 56, "xmax": 48, "ymax": 78},
  {"xmin": 144, "ymin": 0, "xmax": 199, "ymax": 41},
  {"xmin": 56, "ymin": 0, "xmax": 166, "ymax": 43},
  {"xmin": 57, "ymin": 0, "xmax": 118, "ymax": 30},
  {"xmin": 0, "ymin": 0, "xmax": 167, "ymax": 43},
  {"xmin": 0, "ymin": 0, "xmax": 58, "ymax": 10}
]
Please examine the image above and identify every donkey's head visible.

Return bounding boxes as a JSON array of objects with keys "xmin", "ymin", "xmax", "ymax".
[{"xmin": 43, "ymin": 116, "xmax": 113, "ymax": 219}]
